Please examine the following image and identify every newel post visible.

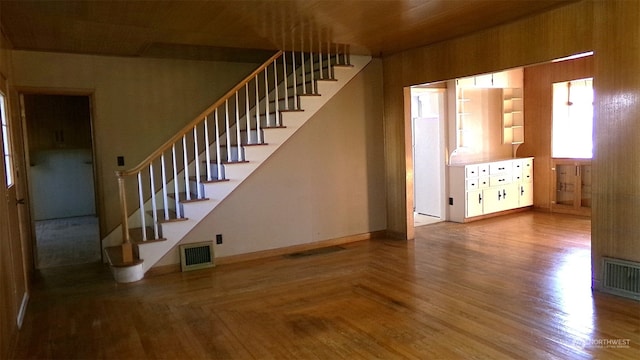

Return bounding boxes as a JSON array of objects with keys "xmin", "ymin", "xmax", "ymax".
[{"xmin": 116, "ymin": 171, "xmax": 133, "ymax": 263}]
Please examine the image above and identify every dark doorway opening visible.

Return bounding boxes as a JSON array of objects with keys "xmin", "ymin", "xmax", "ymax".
[{"xmin": 22, "ymin": 94, "xmax": 100, "ymax": 268}]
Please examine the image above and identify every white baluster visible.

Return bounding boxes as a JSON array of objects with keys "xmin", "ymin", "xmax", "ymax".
[
  {"xmin": 335, "ymin": 43, "xmax": 339, "ymax": 66},
  {"xmin": 283, "ymin": 51, "xmax": 289, "ymax": 110},
  {"xmin": 274, "ymin": 59, "xmax": 280, "ymax": 126},
  {"xmin": 264, "ymin": 66, "xmax": 270, "ymax": 127},
  {"xmin": 245, "ymin": 84, "xmax": 251, "ymax": 144},
  {"xmin": 182, "ymin": 135, "xmax": 191, "ymax": 201},
  {"xmin": 160, "ymin": 153, "xmax": 169, "ymax": 220},
  {"xmin": 235, "ymin": 91, "xmax": 242, "ymax": 161},
  {"xmin": 292, "ymin": 51, "xmax": 298, "ymax": 109},
  {"xmin": 193, "ymin": 126, "xmax": 201, "ymax": 199},
  {"xmin": 319, "ymin": 37, "xmax": 324, "ymax": 80},
  {"xmin": 172, "ymin": 144, "xmax": 180, "ymax": 218},
  {"xmin": 309, "ymin": 31, "xmax": 318, "ymax": 94},
  {"xmin": 137, "ymin": 172, "xmax": 146, "ymax": 241},
  {"xmin": 204, "ymin": 116, "xmax": 212, "ymax": 182},
  {"xmin": 302, "ymin": 51, "xmax": 307, "ymax": 95},
  {"xmin": 225, "ymin": 100, "xmax": 232, "ymax": 162},
  {"xmin": 149, "ymin": 163, "xmax": 159, "ymax": 238},
  {"xmin": 255, "ymin": 76, "xmax": 262, "ymax": 144},
  {"xmin": 215, "ymin": 109, "xmax": 223, "ymax": 179},
  {"xmin": 328, "ymin": 42, "xmax": 333, "ymax": 79}
]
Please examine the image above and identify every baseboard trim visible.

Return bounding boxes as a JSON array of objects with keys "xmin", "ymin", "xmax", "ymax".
[
  {"xmin": 385, "ymin": 229, "xmax": 408, "ymax": 240},
  {"xmin": 147, "ymin": 230, "xmax": 387, "ymax": 276},
  {"xmin": 17, "ymin": 292, "xmax": 29, "ymax": 329},
  {"xmin": 216, "ymin": 230, "xmax": 387, "ymax": 266},
  {"xmin": 145, "ymin": 263, "xmax": 181, "ymax": 278}
]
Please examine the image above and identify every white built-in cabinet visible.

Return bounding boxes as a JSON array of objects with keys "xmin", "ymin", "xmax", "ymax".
[{"xmin": 449, "ymin": 157, "xmax": 533, "ymax": 222}]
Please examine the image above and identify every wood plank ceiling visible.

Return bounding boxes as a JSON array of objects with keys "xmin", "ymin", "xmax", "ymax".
[{"xmin": 0, "ymin": 0, "xmax": 577, "ymax": 62}]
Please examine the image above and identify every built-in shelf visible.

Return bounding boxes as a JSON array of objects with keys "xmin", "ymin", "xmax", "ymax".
[{"xmin": 503, "ymin": 88, "xmax": 524, "ymax": 145}]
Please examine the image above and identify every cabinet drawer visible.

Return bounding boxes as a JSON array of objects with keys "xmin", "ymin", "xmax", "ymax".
[
  {"xmin": 466, "ymin": 179, "xmax": 480, "ymax": 190},
  {"xmin": 489, "ymin": 161, "xmax": 512, "ymax": 174},
  {"xmin": 478, "ymin": 177, "xmax": 490, "ymax": 189},
  {"xmin": 490, "ymin": 175, "xmax": 512, "ymax": 186},
  {"xmin": 478, "ymin": 164, "xmax": 490, "ymax": 176},
  {"xmin": 466, "ymin": 165, "xmax": 479, "ymax": 178},
  {"xmin": 512, "ymin": 171, "xmax": 523, "ymax": 182}
]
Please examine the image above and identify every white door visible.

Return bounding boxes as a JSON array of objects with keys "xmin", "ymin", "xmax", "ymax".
[{"xmin": 412, "ymin": 89, "xmax": 445, "ymax": 218}]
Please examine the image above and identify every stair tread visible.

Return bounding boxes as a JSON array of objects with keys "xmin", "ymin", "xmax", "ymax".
[
  {"xmin": 189, "ymin": 175, "xmax": 228, "ymax": 183},
  {"xmin": 104, "ymin": 246, "xmax": 143, "ymax": 267},
  {"xmin": 203, "ymin": 159, "xmax": 250, "ymax": 165},
  {"xmin": 168, "ymin": 192, "xmax": 210, "ymax": 203},
  {"xmin": 129, "ymin": 226, "xmax": 158, "ymax": 243}
]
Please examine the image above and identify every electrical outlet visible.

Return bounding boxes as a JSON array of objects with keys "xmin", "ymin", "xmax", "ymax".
[
  {"xmin": 449, "ymin": 197, "xmax": 454, "ymax": 205},
  {"xmin": 216, "ymin": 234, "xmax": 223, "ymax": 244},
  {"xmin": 117, "ymin": 156, "xmax": 125, "ymax": 166}
]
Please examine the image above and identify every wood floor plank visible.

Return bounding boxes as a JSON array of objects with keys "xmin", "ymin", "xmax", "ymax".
[{"xmin": 10, "ymin": 211, "xmax": 640, "ymax": 359}]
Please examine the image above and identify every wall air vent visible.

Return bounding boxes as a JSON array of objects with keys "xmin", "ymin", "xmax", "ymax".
[
  {"xmin": 602, "ymin": 257, "xmax": 640, "ymax": 301},
  {"xmin": 180, "ymin": 242, "xmax": 215, "ymax": 272}
]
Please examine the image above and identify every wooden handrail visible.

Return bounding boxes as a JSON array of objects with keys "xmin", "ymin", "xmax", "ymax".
[{"xmin": 117, "ymin": 50, "xmax": 284, "ymax": 177}]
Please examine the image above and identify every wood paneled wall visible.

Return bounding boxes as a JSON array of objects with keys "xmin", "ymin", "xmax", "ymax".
[
  {"xmin": 383, "ymin": 0, "xmax": 640, "ymax": 288},
  {"xmin": 382, "ymin": 0, "xmax": 593, "ymax": 239},
  {"xmin": 518, "ymin": 56, "xmax": 593, "ymax": 209},
  {"xmin": 591, "ymin": 0, "xmax": 640, "ymax": 287}
]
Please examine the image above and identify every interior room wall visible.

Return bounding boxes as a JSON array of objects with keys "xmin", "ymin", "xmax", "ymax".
[
  {"xmin": 158, "ymin": 59, "xmax": 387, "ymax": 266},
  {"xmin": 10, "ymin": 51, "xmax": 262, "ymax": 235},
  {"xmin": 591, "ymin": 0, "xmax": 640, "ymax": 288},
  {"xmin": 383, "ymin": 0, "xmax": 640, "ymax": 289},
  {"xmin": 382, "ymin": 0, "xmax": 593, "ymax": 240},
  {"xmin": 518, "ymin": 56, "xmax": 593, "ymax": 210}
]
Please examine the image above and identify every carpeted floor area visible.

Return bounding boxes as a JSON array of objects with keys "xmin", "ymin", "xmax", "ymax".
[{"xmin": 35, "ymin": 215, "xmax": 101, "ymax": 268}]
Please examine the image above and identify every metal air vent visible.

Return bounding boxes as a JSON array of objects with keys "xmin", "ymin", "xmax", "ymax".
[
  {"xmin": 602, "ymin": 257, "xmax": 640, "ymax": 300},
  {"xmin": 180, "ymin": 242, "xmax": 215, "ymax": 272}
]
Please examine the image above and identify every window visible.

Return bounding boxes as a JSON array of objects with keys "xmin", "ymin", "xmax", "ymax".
[
  {"xmin": 552, "ymin": 78, "xmax": 593, "ymax": 159},
  {"xmin": 1, "ymin": 93, "xmax": 13, "ymax": 186}
]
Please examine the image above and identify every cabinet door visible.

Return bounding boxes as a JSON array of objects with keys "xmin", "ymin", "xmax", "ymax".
[
  {"xmin": 482, "ymin": 188, "xmax": 503, "ymax": 215},
  {"xmin": 519, "ymin": 182, "xmax": 533, "ymax": 207},
  {"xmin": 466, "ymin": 190, "xmax": 484, "ymax": 217},
  {"xmin": 502, "ymin": 183, "xmax": 519, "ymax": 210}
]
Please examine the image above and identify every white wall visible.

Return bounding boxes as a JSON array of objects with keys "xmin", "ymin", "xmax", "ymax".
[
  {"xmin": 10, "ymin": 51, "xmax": 261, "ymax": 234},
  {"xmin": 157, "ymin": 60, "xmax": 387, "ymax": 265}
]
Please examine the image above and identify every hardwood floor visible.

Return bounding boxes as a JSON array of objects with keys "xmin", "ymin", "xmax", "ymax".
[{"xmin": 10, "ymin": 211, "xmax": 640, "ymax": 359}]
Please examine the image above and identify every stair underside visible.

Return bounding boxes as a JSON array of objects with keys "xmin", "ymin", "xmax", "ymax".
[{"xmin": 103, "ymin": 55, "xmax": 372, "ymax": 280}]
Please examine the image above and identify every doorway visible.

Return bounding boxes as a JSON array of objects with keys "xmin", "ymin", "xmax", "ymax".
[
  {"xmin": 410, "ymin": 87, "xmax": 446, "ymax": 227},
  {"xmin": 21, "ymin": 94, "xmax": 101, "ymax": 268}
]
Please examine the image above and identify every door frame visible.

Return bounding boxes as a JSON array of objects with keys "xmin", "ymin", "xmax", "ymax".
[
  {"xmin": 17, "ymin": 87, "xmax": 103, "ymax": 265},
  {"xmin": 410, "ymin": 87, "xmax": 447, "ymax": 219},
  {"xmin": 404, "ymin": 85, "xmax": 450, "ymax": 239}
]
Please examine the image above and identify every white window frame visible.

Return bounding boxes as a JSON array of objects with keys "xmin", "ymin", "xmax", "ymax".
[{"xmin": 1, "ymin": 92, "xmax": 14, "ymax": 187}]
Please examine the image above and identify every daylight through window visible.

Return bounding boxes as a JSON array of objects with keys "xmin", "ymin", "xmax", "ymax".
[
  {"xmin": 1, "ymin": 93, "xmax": 13, "ymax": 187},
  {"xmin": 552, "ymin": 78, "xmax": 593, "ymax": 159}
]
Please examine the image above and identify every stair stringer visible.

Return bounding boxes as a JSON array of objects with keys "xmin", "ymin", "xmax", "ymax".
[{"xmin": 136, "ymin": 55, "xmax": 372, "ymax": 273}]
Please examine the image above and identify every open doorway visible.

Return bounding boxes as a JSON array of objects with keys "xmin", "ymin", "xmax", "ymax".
[
  {"xmin": 410, "ymin": 87, "xmax": 447, "ymax": 227},
  {"xmin": 21, "ymin": 94, "xmax": 101, "ymax": 268}
]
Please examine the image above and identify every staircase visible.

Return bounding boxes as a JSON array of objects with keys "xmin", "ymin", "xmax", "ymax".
[{"xmin": 103, "ymin": 46, "xmax": 371, "ymax": 282}]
